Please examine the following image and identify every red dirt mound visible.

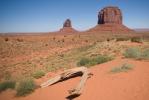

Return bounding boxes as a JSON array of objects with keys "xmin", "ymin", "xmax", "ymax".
[{"xmin": 88, "ymin": 23, "xmax": 133, "ymax": 33}]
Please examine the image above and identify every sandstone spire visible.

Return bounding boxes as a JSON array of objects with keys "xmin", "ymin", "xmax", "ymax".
[
  {"xmin": 60, "ymin": 19, "xmax": 77, "ymax": 33},
  {"xmin": 63, "ymin": 19, "xmax": 72, "ymax": 27}
]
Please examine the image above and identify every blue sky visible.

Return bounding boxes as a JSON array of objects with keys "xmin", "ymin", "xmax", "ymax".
[{"xmin": 0, "ymin": 0, "xmax": 149, "ymax": 32}]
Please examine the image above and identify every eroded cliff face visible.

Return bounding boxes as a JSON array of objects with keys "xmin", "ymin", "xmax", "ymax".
[{"xmin": 98, "ymin": 7, "xmax": 122, "ymax": 24}]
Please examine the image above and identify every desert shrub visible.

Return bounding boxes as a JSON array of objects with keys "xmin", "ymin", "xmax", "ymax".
[
  {"xmin": 46, "ymin": 66, "xmax": 57, "ymax": 72},
  {"xmin": 57, "ymin": 40, "xmax": 60, "ymax": 42},
  {"xmin": 77, "ymin": 58, "xmax": 90, "ymax": 66},
  {"xmin": 45, "ymin": 44, "xmax": 48, "ymax": 46},
  {"xmin": 85, "ymin": 40, "xmax": 88, "ymax": 43},
  {"xmin": 58, "ymin": 53, "xmax": 64, "ymax": 57},
  {"xmin": 124, "ymin": 47, "xmax": 149, "ymax": 60},
  {"xmin": 33, "ymin": 70, "xmax": 45, "ymax": 79},
  {"xmin": 141, "ymin": 49, "xmax": 149, "ymax": 60},
  {"xmin": 131, "ymin": 37, "xmax": 143, "ymax": 43},
  {"xmin": 0, "ymin": 80, "xmax": 16, "ymax": 92},
  {"xmin": 107, "ymin": 38, "xmax": 115, "ymax": 42},
  {"xmin": 4, "ymin": 71, "xmax": 11, "ymax": 80},
  {"xmin": 116, "ymin": 37, "xmax": 129, "ymax": 41},
  {"xmin": 64, "ymin": 35, "xmax": 67, "ymax": 37},
  {"xmin": 4, "ymin": 37, "xmax": 9, "ymax": 41},
  {"xmin": 124, "ymin": 47, "xmax": 141, "ymax": 59},
  {"xmin": 53, "ymin": 37, "xmax": 56, "ymax": 40},
  {"xmin": 106, "ymin": 38, "xmax": 110, "ymax": 42},
  {"xmin": 16, "ymin": 38, "xmax": 23, "ymax": 42},
  {"xmin": 77, "ymin": 55, "xmax": 113, "ymax": 67},
  {"xmin": 61, "ymin": 39, "xmax": 65, "ymax": 42},
  {"xmin": 77, "ymin": 45, "xmax": 93, "ymax": 52},
  {"xmin": 110, "ymin": 63, "xmax": 133, "ymax": 73},
  {"xmin": 16, "ymin": 78, "xmax": 35, "ymax": 96},
  {"xmin": 72, "ymin": 38, "xmax": 74, "ymax": 41},
  {"xmin": 78, "ymin": 35, "xmax": 80, "ymax": 38}
]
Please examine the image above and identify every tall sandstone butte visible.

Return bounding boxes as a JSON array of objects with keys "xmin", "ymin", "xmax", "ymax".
[
  {"xmin": 63, "ymin": 19, "xmax": 72, "ymax": 27},
  {"xmin": 98, "ymin": 6, "xmax": 122, "ymax": 24},
  {"xmin": 88, "ymin": 6, "xmax": 133, "ymax": 33},
  {"xmin": 60, "ymin": 19, "xmax": 77, "ymax": 33}
]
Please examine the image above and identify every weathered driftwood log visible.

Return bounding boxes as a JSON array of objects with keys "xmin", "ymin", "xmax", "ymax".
[{"xmin": 40, "ymin": 67, "xmax": 92, "ymax": 96}]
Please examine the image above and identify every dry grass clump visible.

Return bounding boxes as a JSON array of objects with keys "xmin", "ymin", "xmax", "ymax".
[
  {"xmin": 110, "ymin": 63, "xmax": 133, "ymax": 73},
  {"xmin": 116, "ymin": 37, "xmax": 129, "ymax": 41},
  {"xmin": 124, "ymin": 47, "xmax": 149, "ymax": 60},
  {"xmin": 124, "ymin": 47, "xmax": 141, "ymax": 59},
  {"xmin": 16, "ymin": 78, "xmax": 36, "ymax": 96},
  {"xmin": 32, "ymin": 70, "xmax": 45, "ymax": 79},
  {"xmin": 0, "ymin": 80, "xmax": 16, "ymax": 92},
  {"xmin": 131, "ymin": 37, "xmax": 143, "ymax": 43},
  {"xmin": 77, "ymin": 55, "xmax": 113, "ymax": 67}
]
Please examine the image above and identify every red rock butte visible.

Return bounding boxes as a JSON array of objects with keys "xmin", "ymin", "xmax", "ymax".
[
  {"xmin": 88, "ymin": 6, "xmax": 134, "ymax": 33},
  {"xmin": 59, "ymin": 19, "xmax": 77, "ymax": 33}
]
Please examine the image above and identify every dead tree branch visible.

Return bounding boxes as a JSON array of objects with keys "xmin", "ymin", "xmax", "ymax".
[{"xmin": 40, "ymin": 67, "xmax": 92, "ymax": 96}]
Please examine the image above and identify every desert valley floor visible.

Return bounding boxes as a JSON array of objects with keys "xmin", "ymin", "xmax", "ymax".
[{"xmin": 0, "ymin": 32, "xmax": 149, "ymax": 100}]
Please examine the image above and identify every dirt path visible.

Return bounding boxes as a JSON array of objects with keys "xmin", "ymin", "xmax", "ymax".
[{"xmin": 0, "ymin": 58, "xmax": 149, "ymax": 100}]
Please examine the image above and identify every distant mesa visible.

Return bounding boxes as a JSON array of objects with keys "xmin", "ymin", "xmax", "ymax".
[
  {"xmin": 88, "ymin": 6, "xmax": 134, "ymax": 33},
  {"xmin": 59, "ymin": 19, "xmax": 77, "ymax": 33}
]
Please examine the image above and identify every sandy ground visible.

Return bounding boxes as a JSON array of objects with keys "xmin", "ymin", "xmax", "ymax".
[{"xmin": 0, "ymin": 58, "xmax": 149, "ymax": 100}]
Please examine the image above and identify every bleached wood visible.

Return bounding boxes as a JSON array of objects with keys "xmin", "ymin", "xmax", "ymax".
[{"xmin": 40, "ymin": 67, "xmax": 92, "ymax": 96}]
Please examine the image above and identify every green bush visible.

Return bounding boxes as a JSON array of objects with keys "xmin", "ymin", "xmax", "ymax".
[
  {"xmin": 33, "ymin": 70, "xmax": 45, "ymax": 79},
  {"xmin": 131, "ymin": 37, "xmax": 143, "ymax": 43},
  {"xmin": 141, "ymin": 49, "xmax": 149, "ymax": 60},
  {"xmin": 16, "ymin": 78, "xmax": 35, "ymax": 96},
  {"xmin": 77, "ymin": 58, "xmax": 90, "ymax": 66},
  {"xmin": 110, "ymin": 63, "xmax": 133, "ymax": 73},
  {"xmin": 124, "ymin": 47, "xmax": 149, "ymax": 60},
  {"xmin": 77, "ymin": 55, "xmax": 113, "ymax": 67},
  {"xmin": 124, "ymin": 47, "xmax": 141, "ymax": 59},
  {"xmin": 0, "ymin": 80, "xmax": 16, "ymax": 92}
]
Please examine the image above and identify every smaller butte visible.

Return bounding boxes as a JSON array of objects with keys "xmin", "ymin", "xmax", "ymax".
[{"xmin": 59, "ymin": 19, "xmax": 77, "ymax": 33}]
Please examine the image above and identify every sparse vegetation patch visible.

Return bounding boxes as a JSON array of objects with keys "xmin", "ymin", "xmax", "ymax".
[
  {"xmin": 77, "ymin": 55, "xmax": 113, "ymax": 67},
  {"xmin": 124, "ymin": 47, "xmax": 141, "ymax": 59},
  {"xmin": 16, "ymin": 78, "xmax": 36, "ymax": 96},
  {"xmin": 131, "ymin": 37, "xmax": 143, "ymax": 43},
  {"xmin": 0, "ymin": 80, "xmax": 16, "ymax": 92},
  {"xmin": 141, "ymin": 49, "xmax": 149, "ymax": 60},
  {"xmin": 116, "ymin": 37, "xmax": 129, "ymax": 41},
  {"xmin": 110, "ymin": 63, "xmax": 133, "ymax": 73},
  {"xmin": 124, "ymin": 47, "xmax": 149, "ymax": 60},
  {"xmin": 33, "ymin": 70, "xmax": 45, "ymax": 79}
]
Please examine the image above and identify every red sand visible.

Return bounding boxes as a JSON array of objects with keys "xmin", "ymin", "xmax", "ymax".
[{"xmin": 0, "ymin": 58, "xmax": 149, "ymax": 100}]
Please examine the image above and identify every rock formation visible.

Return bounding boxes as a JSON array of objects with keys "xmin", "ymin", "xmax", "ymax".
[
  {"xmin": 98, "ymin": 6, "xmax": 122, "ymax": 24},
  {"xmin": 60, "ymin": 19, "xmax": 77, "ymax": 33},
  {"xmin": 63, "ymin": 19, "xmax": 72, "ymax": 27},
  {"xmin": 88, "ymin": 6, "xmax": 133, "ymax": 33}
]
